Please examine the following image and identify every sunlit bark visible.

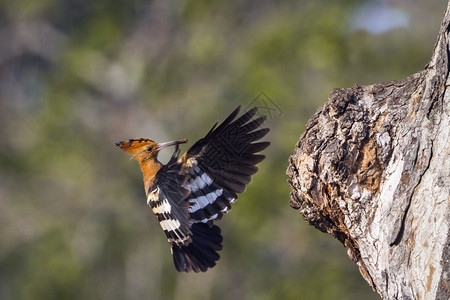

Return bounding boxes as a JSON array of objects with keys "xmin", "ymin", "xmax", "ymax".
[{"xmin": 287, "ymin": 3, "xmax": 450, "ymax": 299}]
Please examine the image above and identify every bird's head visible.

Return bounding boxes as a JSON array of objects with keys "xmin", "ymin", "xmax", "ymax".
[{"xmin": 116, "ymin": 138, "xmax": 187, "ymax": 164}]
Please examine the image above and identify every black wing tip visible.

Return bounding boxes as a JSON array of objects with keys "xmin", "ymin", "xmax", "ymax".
[
  {"xmin": 205, "ymin": 122, "xmax": 219, "ymax": 137},
  {"xmin": 228, "ymin": 106, "xmax": 242, "ymax": 121},
  {"xmin": 227, "ymin": 105, "xmax": 242, "ymax": 120},
  {"xmin": 255, "ymin": 141, "xmax": 271, "ymax": 150},
  {"xmin": 255, "ymin": 114, "xmax": 267, "ymax": 123},
  {"xmin": 258, "ymin": 127, "xmax": 270, "ymax": 135},
  {"xmin": 246, "ymin": 106, "xmax": 258, "ymax": 116}
]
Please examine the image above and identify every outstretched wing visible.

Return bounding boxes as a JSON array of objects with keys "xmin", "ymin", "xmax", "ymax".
[
  {"xmin": 180, "ymin": 106, "xmax": 270, "ymax": 225},
  {"xmin": 150, "ymin": 151, "xmax": 223, "ymax": 272},
  {"xmin": 152, "ymin": 106, "xmax": 269, "ymax": 273}
]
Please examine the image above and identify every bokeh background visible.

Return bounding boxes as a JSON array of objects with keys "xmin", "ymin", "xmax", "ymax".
[{"xmin": 0, "ymin": 0, "xmax": 446, "ymax": 299}]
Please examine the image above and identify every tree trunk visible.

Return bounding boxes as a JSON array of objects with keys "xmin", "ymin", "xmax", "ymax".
[{"xmin": 286, "ymin": 4, "xmax": 450, "ymax": 300}]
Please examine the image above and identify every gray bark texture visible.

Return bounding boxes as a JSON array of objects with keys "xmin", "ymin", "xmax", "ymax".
[{"xmin": 286, "ymin": 4, "xmax": 450, "ymax": 300}]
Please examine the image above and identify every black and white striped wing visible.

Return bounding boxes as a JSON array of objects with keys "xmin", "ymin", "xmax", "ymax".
[
  {"xmin": 150, "ymin": 153, "xmax": 223, "ymax": 273},
  {"xmin": 148, "ymin": 157, "xmax": 191, "ymax": 246},
  {"xmin": 184, "ymin": 165, "xmax": 236, "ymax": 224},
  {"xmin": 181, "ymin": 106, "xmax": 270, "ymax": 224}
]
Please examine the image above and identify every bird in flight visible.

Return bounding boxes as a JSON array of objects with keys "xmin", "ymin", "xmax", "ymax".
[{"xmin": 116, "ymin": 106, "xmax": 270, "ymax": 272}]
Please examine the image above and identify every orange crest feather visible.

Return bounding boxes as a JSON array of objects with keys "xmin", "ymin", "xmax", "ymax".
[{"xmin": 116, "ymin": 138, "xmax": 158, "ymax": 154}]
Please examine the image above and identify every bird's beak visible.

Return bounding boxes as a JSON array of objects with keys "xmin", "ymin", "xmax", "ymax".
[{"xmin": 155, "ymin": 138, "xmax": 188, "ymax": 151}]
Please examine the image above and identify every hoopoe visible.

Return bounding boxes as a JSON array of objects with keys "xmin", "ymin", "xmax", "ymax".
[{"xmin": 116, "ymin": 106, "xmax": 269, "ymax": 272}]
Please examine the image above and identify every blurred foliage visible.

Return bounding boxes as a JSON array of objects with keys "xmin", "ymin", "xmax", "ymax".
[{"xmin": 0, "ymin": 0, "xmax": 446, "ymax": 299}]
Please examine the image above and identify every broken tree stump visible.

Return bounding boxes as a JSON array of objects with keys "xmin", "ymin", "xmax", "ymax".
[{"xmin": 287, "ymin": 3, "xmax": 450, "ymax": 299}]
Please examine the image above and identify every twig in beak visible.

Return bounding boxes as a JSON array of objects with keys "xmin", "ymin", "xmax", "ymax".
[{"xmin": 156, "ymin": 138, "xmax": 188, "ymax": 151}]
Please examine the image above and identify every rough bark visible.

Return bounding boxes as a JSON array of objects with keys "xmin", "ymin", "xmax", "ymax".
[{"xmin": 287, "ymin": 4, "xmax": 450, "ymax": 300}]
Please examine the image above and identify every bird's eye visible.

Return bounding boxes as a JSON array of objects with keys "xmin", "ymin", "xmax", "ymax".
[{"xmin": 147, "ymin": 146, "xmax": 153, "ymax": 151}]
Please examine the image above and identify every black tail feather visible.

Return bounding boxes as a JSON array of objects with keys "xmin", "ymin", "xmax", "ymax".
[{"xmin": 171, "ymin": 223, "xmax": 223, "ymax": 272}]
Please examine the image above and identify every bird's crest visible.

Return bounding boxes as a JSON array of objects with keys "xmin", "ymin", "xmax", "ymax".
[{"xmin": 116, "ymin": 138, "xmax": 157, "ymax": 155}]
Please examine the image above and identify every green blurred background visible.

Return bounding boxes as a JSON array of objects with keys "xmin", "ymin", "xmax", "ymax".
[{"xmin": 0, "ymin": 0, "xmax": 446, "ymax": 299}]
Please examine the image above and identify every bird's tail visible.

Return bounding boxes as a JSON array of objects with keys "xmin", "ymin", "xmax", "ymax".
[{"xmin": 171, "ymin": 223, "xmax": 223, "ymax": 272}]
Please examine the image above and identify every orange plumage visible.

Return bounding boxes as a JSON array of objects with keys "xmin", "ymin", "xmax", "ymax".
[{"xmin": 116, "ymin": 138, "xmax": 187, "ymax": 193}]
